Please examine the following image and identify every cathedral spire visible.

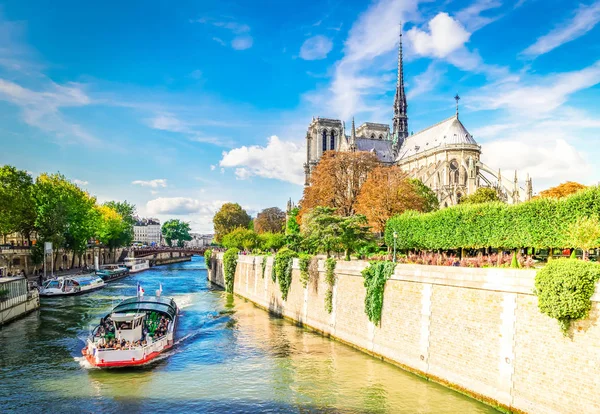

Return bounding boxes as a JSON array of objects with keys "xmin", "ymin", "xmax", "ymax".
[
  {"xmin": 454, "ymin": 93, "xmax": 460, "ymax": 118},
  {"xmin": 392, "ymin": 24, "xmax": 408, "ymax": 149}
]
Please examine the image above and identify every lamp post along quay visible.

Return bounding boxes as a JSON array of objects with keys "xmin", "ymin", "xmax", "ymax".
[{"xmin": 393, "ymin": 231, "xmax": 398, "ymax": 263}]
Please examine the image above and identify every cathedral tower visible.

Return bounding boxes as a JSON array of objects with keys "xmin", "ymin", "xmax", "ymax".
[{"xmin": 392, "ymin": 26, "xmax": 408, "ymax": 153}]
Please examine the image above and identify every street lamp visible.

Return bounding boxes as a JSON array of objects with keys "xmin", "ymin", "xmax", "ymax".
[{"xmin": 393, "ymin": 231, "xmax": 398, "ymax": 263}]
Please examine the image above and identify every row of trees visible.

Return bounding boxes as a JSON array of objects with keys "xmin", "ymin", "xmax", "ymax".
[{"xmin": 0, "ymin": 165, "xmax": 136, "ymax": 269}]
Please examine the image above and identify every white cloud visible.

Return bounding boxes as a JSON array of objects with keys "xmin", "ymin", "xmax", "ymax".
[
  {"xmin": 468, "ymin": 60, "xmax": 600, "ymax": 117},
  {"xmin": 300, "ymin": 35, "xmax": 333, "ymax": 60},
  {"xmin": 455, "ymin": 0, "xmax": 503, "ymax": 32},
  {"xmin": 407, "ymin": 62, "xmax": 445, "ymax": 99},
  {"xmin": 522, "ymin": 1, "xmax": 600, "ymax": 58},
  {"xmin": 210, "ymin": 164, "xmax": 216, "ymax": 171},
  {"xmin": 131, "ymin": 179, "xmax": 168, "ymax": 188},
  {"xmin": 220, "ymin": 135, "xmax": 305, "ymax": 185},
  {"xmin": 150, "ymin": 190, "xmax": 159, "ymax": 195},
  {"xmin": 407, "ymin": 13, "xmax": 471, "ymax": 59},
  {"xmin": 73, "ymin": 179, "xmax": 89, "ymax": 186},
  {"xmin": 146, "ymin": 113, "xmax": 230, "ymax": 146},
  {"xmin": 212, "ymin": 37, "xmax": 226, "ymax": 46},
  {"xmin": 146, "ymin": 197, "xmax": 224, "ymax": 216},
  {"xmin": 0, "ymin": 78, "xmax": 98, "ymax": 145},
  {"xmin": 231, "ymin": 36, "xmax": 253, "ymax": 50}
]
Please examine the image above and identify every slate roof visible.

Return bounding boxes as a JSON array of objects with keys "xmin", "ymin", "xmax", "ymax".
[
  {"xmin": 355, "ymin": 138, "xmax": 394, "ymax": 163},
  {"xmin": 396, "ymin": 115, "xmax": 477, "ymax": 161}
]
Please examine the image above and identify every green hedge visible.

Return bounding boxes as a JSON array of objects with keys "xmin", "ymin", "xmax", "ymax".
[
  {"xmin": 385, "ymin": 186, "xmax": 600, "ymax": 250},
  {"xmin": 204, "ymin": 249, "xmax": 212, "ymax": 270},
  {"xmin": 535, "ymin": 259, "xmax": 600, "ymax": 335},
  {"xmin": 274, "ymin": 248, "xmax": 298, "ymax": 301},
  {"xmin": 223, "ymin": 248, "xmax": 239, "ymax": 293}
]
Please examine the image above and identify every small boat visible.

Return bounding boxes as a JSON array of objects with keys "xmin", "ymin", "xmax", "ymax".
[
  {"xmin": 39, "ymin": 274, "xmax": 105, "ymax": 296},
  {"xmin": 123, "ymin": 257, "xmax": 150, "ymax": 274},
  {"xmin": 82, "ymin": 294, "xmax": 178, "ymax": 368},
  {"xmin": 96, "ymin": 264, "xmax": 130, "ymax": 283}
]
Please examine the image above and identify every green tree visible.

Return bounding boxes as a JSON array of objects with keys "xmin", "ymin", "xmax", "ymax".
[
  {"xmin": 96, "ymin": 205, "xmax": 130, "ymax": 262},
  {"xmin": 460, "ymin": 187, "xmax": 501, "ymax": 204},
  {"xmin": 102, "ymin": 200, "xmax": 136, "ymax": 246},
  {"xmin": 213, "ymin": 203, "xmax": 251, "ymax": 243},
  {"xmin": 161, "ymin": 219, "xmax": 192, "ymax": 247},
  {"xmin": 33, "ymin": 173, "xmax": 99, "ymax": 269},
  {"xmin": 259, "ymin": 232, "xmax": 286, "ymax": 251},
  {"xmin": 566, "ymin": 217, "xmax": 600, "ymax": 260},
  {"xmin": 0, "ymin": 166, "xmax": 36, "ymax": 244},
  {"xmin": 221, "ymin": 228, "xmax": 259, "ymax": 250},
  {"xmin": 408, "ymin": 178, "xmax": 439, "ymax": 212}
]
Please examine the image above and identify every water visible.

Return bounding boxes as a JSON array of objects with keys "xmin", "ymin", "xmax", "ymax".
[{"xmin": 0, "ymin": 256, "xmax": 497, "ymax": 413}]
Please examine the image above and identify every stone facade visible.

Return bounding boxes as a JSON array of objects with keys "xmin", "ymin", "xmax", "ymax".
[{"xmin": 209, "ymin": 254, "xmax": 600, "ymax": 414}]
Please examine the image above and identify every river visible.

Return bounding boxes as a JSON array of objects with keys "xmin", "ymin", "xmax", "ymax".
[{"xmin": 0, "ymin": 256, "xmax": 497, "ymax": 413}]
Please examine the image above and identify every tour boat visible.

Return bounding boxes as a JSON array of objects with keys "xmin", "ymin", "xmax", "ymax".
[
  {"xmin": 123, "ymin": 257, "xmax": 150, "ymax": 274},
  {"xmin": 82, "ymin": 293, "xmax": 178, "ymax": 368},
  {"xmin": 39, "ymin": 274, "xmax": 105, "ymax": 296},
  {"xmin": 96, "ymin": 264, "xmax": 130, "ymax": 283}
]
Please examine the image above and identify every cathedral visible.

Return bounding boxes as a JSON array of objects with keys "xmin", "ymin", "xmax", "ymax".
[{"xmin": 304, "ymin": 30, "xmax": 533, "ymax": 207}]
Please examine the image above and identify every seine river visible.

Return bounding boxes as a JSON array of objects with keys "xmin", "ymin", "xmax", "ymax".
[{"xmin": 0, "ymin": 256, "xmax": 496, "ymax": 413}]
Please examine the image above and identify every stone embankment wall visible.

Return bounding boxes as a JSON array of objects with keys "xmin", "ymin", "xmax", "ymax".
[
  {"xmin": 152, "ymin": 251, "xmax": 192, "ymax": 266},
  {"xmin": 209, "ymin": 254, "xmax": 600, "ymax": 414}
]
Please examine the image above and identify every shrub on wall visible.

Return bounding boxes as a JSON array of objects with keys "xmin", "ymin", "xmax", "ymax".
[
  {"xmin": 274, "ymin": 248, "xmax": 298, "ymax": 301},
  {"xmin": 324, "ymin": 258, "xmax": 336, "ymax": 313},
  {"xmin": 362, "ymin": 261, "xmax": 397, "ymax": 325},
  {"xmin": 204, "ymin": 249, "xmax": 212, "ymax": 270},
  {"xmin": 298, "ymin": 253, "xmax": 313, "ymax": 288},
  {"xmin": 535, "ymin": 259, "xmax": 600, "ymax": 335},
  {"xmin": 260, "ymin": 254, "xmax": 269, "ymax": 279},
  {"xmin": 223, "ymin": 248, "xmax": 239, "ymax": 293},
  {"xmin": 385, "ymin": 186, "xmax": 600, "ymax": 251}
]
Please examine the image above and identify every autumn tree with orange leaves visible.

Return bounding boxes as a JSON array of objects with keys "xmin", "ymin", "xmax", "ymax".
[
  {"xmin": 299, "ymin": 151, "xmax": 379, "ymax": 220},
  {"xmin": 355, "ymin": 166, "xmax": 431, "ymax": 233},
  {"xmin": 539, "ymin": 181, "xmax": 587, "ymax": 199}
]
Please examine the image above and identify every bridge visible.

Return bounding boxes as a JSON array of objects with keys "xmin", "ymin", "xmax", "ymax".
[{"xmin": 132, "ymin": 247, "xmax": 208, "ymax": 258}]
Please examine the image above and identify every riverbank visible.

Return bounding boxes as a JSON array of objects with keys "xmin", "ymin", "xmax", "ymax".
[{"xmin": 208, "ymin": 253, "xmax": 600, "ymax": 414}]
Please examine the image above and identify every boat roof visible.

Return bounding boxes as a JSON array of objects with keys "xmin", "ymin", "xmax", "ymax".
[
  {"xmin": 67, "ymin": 274, "xmax": 102, "ymax": 283},
  {"xmin": 110, "ymin": 312, "xmax": 145, "ymax": 322},
  {"xmin": 112, "ymin": 296, "xmax": 177, "ymax": 319}
]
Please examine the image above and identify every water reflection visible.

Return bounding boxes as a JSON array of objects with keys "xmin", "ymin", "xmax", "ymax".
[{"xmin": 0, "ymin": 256, "xmax": 497, "ymax": 413}]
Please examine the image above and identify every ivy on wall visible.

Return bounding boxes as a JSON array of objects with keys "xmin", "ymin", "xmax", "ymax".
[
  {"xmin": 204, "ymin": 249, "xmax": 212, "ymax": 270},
  {"xmin": 274, "ymin": 248, "xmax": 298, "ymax": 301},
  {"xmin": 324, "ymin": 258, "xmax": 336, "ymax": 313},
  {"xmin": 261, "ymin": 255, "xmax": 269, "ymax": 279},
  {"xmin": 299, "ymin": 253, "xmax": 313, "ymax": 288},
  {"xmin": 223, "ymin": 248, "xmax": 239, "ymax": 293},
  {"xmin": 535, "ymin": 259, "xmax": 600, "ymax": 335},
  {"xmin": 362, "ymin": 261, "xmax": 397, "ymax": 325}
]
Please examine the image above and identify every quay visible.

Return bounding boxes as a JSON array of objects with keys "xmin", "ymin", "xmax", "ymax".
[{"xmin": 0, "ymin": 277, "xmax": 40, "ymax": 326}]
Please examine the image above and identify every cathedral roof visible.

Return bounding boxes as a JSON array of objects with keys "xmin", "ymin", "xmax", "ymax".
[
  {"xmin": 355, "ymin": 138, "xmax": 394, "ymax": 162},
  {"xmin": 396, "ymin": 115, "xmax": 477, "ymax": 161}
]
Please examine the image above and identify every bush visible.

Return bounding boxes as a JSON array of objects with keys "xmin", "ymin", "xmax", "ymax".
[
  {"xmin": 274, "ymin": 248, "xmax": 298, "ymax": 300},
  {"xmin": 324, "ymin": 258, "xmax": 336, "ymax": 313},
  {"xmin": 362, "ymin": 261, "xmax": 397, "ymax": 325},
  {"xmin": 204, "ymin": 249, "xmax": 212, "ymax": 270},
  {"xmin": 298, "ymin": 253, "xmax": 313, "ymax": 288},
  {"xmin": 385, "ymin": 186, "xmax": 600, "ymax": 251},
  {"xmin": 223, "ymin": 248, "xmax": 239, "ymax": 293},
  {"xmin": 535, "ymin": 259, "xmax": 600, "ymax": 335}
]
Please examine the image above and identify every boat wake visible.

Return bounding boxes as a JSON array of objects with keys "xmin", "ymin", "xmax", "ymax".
[{"xmin": 75, "ymin": 356, "xmax": 97, "ymax": 370}]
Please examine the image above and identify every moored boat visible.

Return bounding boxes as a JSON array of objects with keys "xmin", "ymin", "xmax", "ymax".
[
  {"xmin": 39, "ymin": 274, "xmax": 105, "ymax": 297},
  {"xmin": 123, "ymin": 257, "xmax": 150, "ymax": 274},
  {"xmin": 96, "ymin": 264, "xmax": 130, "ymax": 282},
  {"xmin": 82, "ymin": 294, "xmax": 178, "ymax": 368}
]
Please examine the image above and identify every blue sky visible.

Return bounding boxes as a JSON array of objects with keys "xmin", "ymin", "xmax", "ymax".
[{"xmin": 1, "ymin": 0, "xmax": 599, "ymax": 231}]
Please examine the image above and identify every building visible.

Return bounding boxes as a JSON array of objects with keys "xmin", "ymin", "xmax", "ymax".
[
  {"xmin": 133, "ymin": 218, "xmax": 162, "ymax": 246},
  {"xmin": 185, "ymin": 233, "xmax": 214, "ymax": 248},
  {"xmin": 304, "ymin": 28, "xmax": 533, "ymax": 207}
]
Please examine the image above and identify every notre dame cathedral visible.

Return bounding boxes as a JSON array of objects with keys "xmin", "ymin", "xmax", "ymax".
[{"xmin": 304, "ymin": 29, "xmax": 533, "ymax": 207}]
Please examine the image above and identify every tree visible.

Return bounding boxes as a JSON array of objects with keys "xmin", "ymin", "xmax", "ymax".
[
  {"xmin": 221, "ymin": 228, "xmax": 259, "ymax": 251},
  {"xmin": 102, "ymin": 201, "xmax": 136, "ymax": 246},
  {"xmin": 96, "ymin": 205, "xmax": 129, "ymax": 258},
  {"xmin": 459, "ymin": 187, "xmax": 501, "ymax": 205},
  {"xmin": 301, "ymin": 207, "xmax": 371, "ymax": 259},
  {"xmin": 408, "ymin": 179, "xmax": 439, "ymax": 212},
  {"xmin": 355, "ymin": 166, "xmax": 426, "ymax": 233},
  {"xmin": 540, "ymin": 182, "xmax": 586, "ymax": 199},
  {"xmin": 259, "ymin": 232, "xmax": 287, "ymax": 251},
  {"xmin": 33, "ymin": 173, "xmax": 98, "ymax": 269},
  {"xmin": 254, "ymin": 207, "xmax": 286, "ymax": 234},
  {"xmin": 213, "ymin": 203, "xmax": 251, "ymax": 242},
  {"xmin": 566, "ymin": 217, "xmax": 600, "ymax": 260},
  {"xmin": 0, "ymin": 166, "xmax": 36, "ymax": 244},
  {"xmin": 299, "ymin": 151, "xmax": 379, "ymax": 221},
  {"xmin": 285, "ymin": 207, "xmax": 302, "ymax": 252},
  {"xmin": 161, "ymin": 219, "xmax": 192, "ymax": 247}
]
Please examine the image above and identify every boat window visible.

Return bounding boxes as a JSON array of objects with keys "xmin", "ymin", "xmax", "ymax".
[{"xmin": 46, "ymin": 281, "xmax": 59, "ymax": 289}]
